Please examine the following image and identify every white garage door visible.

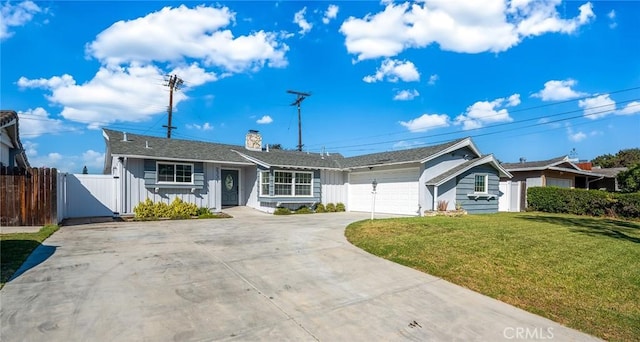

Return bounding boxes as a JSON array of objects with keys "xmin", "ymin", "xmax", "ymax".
[{"xmin": 348, "ymin": 168, "xmax": 420, "ymax": 215}]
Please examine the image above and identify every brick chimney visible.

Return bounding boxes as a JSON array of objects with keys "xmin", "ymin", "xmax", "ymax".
[
  {"xmin": 245, "ymin": 130, "xmax": 262, "ymax": 151},
  {"xmin": 576, "ymin": 161, "xmax": 592, "ymax": 170}
]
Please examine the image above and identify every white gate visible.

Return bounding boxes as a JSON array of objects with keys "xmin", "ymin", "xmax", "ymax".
[
  {"xmin": 61, "ymin": 174, "xmax": 116, "ymax": 218},
  {"xmin": 499, "ymin": 181, "xmax": 521, "ymax": 212}
]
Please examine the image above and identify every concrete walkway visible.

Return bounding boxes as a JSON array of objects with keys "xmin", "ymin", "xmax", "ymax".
[{"xmin": 0, "ymin": 210, "xmax": 599, "ymax": 341}]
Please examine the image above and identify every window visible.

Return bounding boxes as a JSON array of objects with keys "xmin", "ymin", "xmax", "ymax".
[
  {"xmin": 474, "ymin": 174, "xmax": 488, "ymax": 193},
  {"xmin": 157, "ymin": 162, "xmax": 193, "ymax": 183},
  {"xmin": 271, "ymin": 171, "xmax": 313, "ymax": 196},
  {"xmin": 260, "ymin": 171, "xmax": 270, "ymax": 196}
]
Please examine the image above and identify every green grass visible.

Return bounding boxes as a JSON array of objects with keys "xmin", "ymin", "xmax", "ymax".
[
  {"xmin": 345, "ymin": 213, "xmax": 640, "ymax": 341},
  {"xmin": 1, "ymin": 225, "xmax": 59, "ymax": 288}
]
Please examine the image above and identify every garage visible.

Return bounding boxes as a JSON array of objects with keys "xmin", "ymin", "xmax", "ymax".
[{"xmin": 348, "ymin": 167, "xmax": 420, "ymax": 216}]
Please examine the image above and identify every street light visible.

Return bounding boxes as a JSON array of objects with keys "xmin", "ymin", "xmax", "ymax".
[{"xmin": 371, "ymin": 179, "xmax": 378, "ymax": 220}]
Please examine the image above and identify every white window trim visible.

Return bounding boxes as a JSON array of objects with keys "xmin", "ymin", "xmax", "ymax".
[
  {"xmin": 156, "ymin": 161, "xmax": 194, "ymax": 184},
  {"xmin": 473, "ymin": 173, "xmax": 488, "ymax": 194},
  {"xmin": 268, "ymin": 170, "xmax": 314, "ymax": 197},
  {"xmin": 259, "ymin": 170, "xmax": 270, "ymax": 196}
]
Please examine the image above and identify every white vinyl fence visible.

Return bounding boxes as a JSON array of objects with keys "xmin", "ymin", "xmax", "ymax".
[
  {"xmin": 57, "ymin": 173, "xmax": 117, "ymax": 220},
  {"xmin": 498, "ymin": 180, "xmax": 522, "ymax": 212}
]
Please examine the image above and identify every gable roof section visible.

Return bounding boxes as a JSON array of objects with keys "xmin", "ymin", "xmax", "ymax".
[
  {"xmin": 501, "ymin": 156, "xmax": 578, "ymax": 171},
  {"xmin": 426, "ymin": 154, "xmax": 512, "ymax": 186},
  {"xmin": 0, "ymin": 110, "xmax": 30, "ymax": 168},
  {"xmin": 341, "ymin": 137, "xmax": 480, "ymax": 169},
  {"xmin": 103, "ymin": 129, "xmax": 251, "ymax": 165}
]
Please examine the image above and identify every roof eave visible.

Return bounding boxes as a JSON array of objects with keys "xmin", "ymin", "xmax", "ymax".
[
  {"xmin": 110, "ymin": 153, "xmax": 255, "ymax": 166},
  {"xmin": 427, "ymin": 155, "xmax": 511, "ymax": 186},
  {"xmin": 419, "ymin": 137, "xmax": 481, "ymax": 164}
]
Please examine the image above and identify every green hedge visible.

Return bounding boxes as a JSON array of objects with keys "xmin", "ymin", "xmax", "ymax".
[
  {"xmin": 527, "ymin": 187, "xmax": 640, "ymax": 219},
  {"xmin": 133, "ymin": 198, "xmax": 198, "ymax": 219}
]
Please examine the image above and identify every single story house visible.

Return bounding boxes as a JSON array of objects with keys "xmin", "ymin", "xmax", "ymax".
[
  {"xmin": 0, "ymin": 110, "xmax": 30, "ymax": 169},
  {"xmin": 103, "ymin": 129, "xmax": 511, "ymax": 216},
  {"xmin": 500, "ymin": 156, "xmax": 617, "ymax": 190}
]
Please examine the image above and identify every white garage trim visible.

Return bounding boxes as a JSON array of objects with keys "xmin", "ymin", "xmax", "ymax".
[{"xmin": 348, "ymin": 167, "xmax": 420, "ymax": 216}]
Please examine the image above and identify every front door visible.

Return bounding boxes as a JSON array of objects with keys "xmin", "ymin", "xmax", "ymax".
[{"xmin": 221, "ymin": 169, "xmax": 239, "ymax": 207}]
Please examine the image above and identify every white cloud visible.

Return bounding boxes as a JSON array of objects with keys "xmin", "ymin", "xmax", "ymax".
[
  {"xmin": 393, "ymin": 140, "xmax": 422, "ymax": 149},
  {"xmin": 293, "ymin": 7, "xmax": 312, "ymax": 35},
  {"xmin": 363, "ymin": 58, "xmax": 420, "ymax": 83},
  {"xmin": 0, "ymin": 0, "xmax": 42, "ymax": 41},
  {"xmin": 393, "ymin": 89, "xmax": 419, "ymax": 101},
  {"xmin": 579, "ymin": 94, "xmax": 616, "ymax": 119},
  {"xmin": 186, "ymin": 122, "xmax": 213, "ymax": 131},
  {"xmin": 18, "ymin": 65, "xmax": 175, "ymax": 129},
  {"xmin": 340, "ymin": 1, "xmax": 594, "ymax": 61},
  {"xmin": 86, "ymin": 5, "xmax": 289, "ymax": 72},
  {"xmin": 608, "ymin": 9, "xmax": 617, "ymax": 29},
  {"xmin": 17, "ymin": 74, "xmax": 75, "ymax": 89},
  {"xmin": 256, "ymin": 115, "xmax": 273, "ymax": 124},
  {"xmin": 399, "ymin": 114, "xmax": 449, "ymax": 132},
  {"xmin": 538, "ymin": 117, "xmax": 561, "ymax": 129},
  {"xmin": 17, "ymin": 107, "xmax": 67, "ymax": 138},
  {"xmin": 428, "ymin": 74, "xmax": 439, "ymax": 85},
  {"xmin": 618, "ymin": 101, "xmax": 640, "ymax": 116},
  {"xmin": 81, "ymin": 149, "xmax": 105, "ymax": 171},
  {"xmin": 454, "ymin": 94, "xmax": 518, "ymax": 130},
  {"xmin": 532, "ymin": 79, "xmax": 586, "ymax": 101},
  {"xmin": 566, "ymin": 126, "xmax": 587, "ymax": 142},
  {"xmin": 322, "ymin": 4, "xmax": 339, "ymax": 24}
]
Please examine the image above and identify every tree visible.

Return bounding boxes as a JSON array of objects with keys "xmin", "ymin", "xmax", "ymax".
[
  {"xmin": 268, "ymin": 143, "xmax": 283, "ymax": 150},
  {"xmin": 591, "ymin": 148, "xmax": 640, "ymax": 168},
  {"xmin": 617, "ymin": 164, "xmax": 640, "ymax": 193},
  {"xmin": 82, "ymin": 165, "xmax": 88, "ymax": 174}
]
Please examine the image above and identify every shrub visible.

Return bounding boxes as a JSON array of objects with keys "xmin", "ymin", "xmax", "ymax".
[
  {"xmin": 527, "ymin": 187, "xmax": 639, "ymax": 219},
  {"xmin": 274, "ymin": 207, "xmax": 292, "ymax": 215},
  {"xmin": 197, "ymin": 207, "xmax": 212, "ymax": 216},
  {"xmin": 315, "ymin": 203, "xmax": 326, "ymax": 213},
  {"xmin": 325, "ymin": 203, "xmax": 336, "ymax": 212},
  {"xmin": 437, "ymin": 200, "xmax": 449, "ymax": 211},
  {"xmin": 295, "ymin": 206, "xmax": 313, "ymax": 214},
  {"xmin": 134, "ymin": 198, "xmax": 156, "ymax": 219},
  {"xmin": 335, "ymin": 202, "xmax": 346, "ymax": 212}
]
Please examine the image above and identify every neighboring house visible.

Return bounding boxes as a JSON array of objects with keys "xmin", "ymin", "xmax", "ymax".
[
  {"xmin": 102, "ymin": 129, "xmax": 511, "ymax": 216},
  {"xmin": 501, "ymin": 156, "xmax": 615, "ymax": 190},
  {"xmin": 0, "ymin": 110, "xmax": 30, "ymax": 169}
]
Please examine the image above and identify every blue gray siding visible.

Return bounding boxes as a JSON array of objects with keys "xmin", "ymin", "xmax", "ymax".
[{"xmin": 455, "ymin": 165, "xmax": 500, "ymax": 214}]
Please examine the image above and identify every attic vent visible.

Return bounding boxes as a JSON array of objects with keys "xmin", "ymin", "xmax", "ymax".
[
  {"xmin": 122, "ymin": 132, "xmax": 129, "ymax": 142},
  {"xmin": 145, "ymin": 141, "xmax": 151, "ymax": 149}
]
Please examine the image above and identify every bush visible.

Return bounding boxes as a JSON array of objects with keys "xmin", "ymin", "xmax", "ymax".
[
  {"xmin": 527, "ymin": 187, "xmax": 639, "ymax": 219},
  {"xmin": 325, "ymin": 203, "xmax": 336, "ymax": 212},
  {"xmin": 197, "ymin": 207, "xmax": 212, "ymax": 216},
  {"xmin": 336, "ymin": 202, "xmax": 346, "ymax": 212},
  {"xmin": 315, "ymin": 203, "xmax": 326, "ymax": 213},
  {"xmin": 274, "ymin": 207, "xmax": 292, "ymax": 215},
  {"xmin": 132, "ymin": 197, "xmax": 198, "ymax": 219},
  {"xmin": 437, "ymin": 200, "xmax": 449, "ymax": 211},
  {"xmin": 295, "ymin": 206, "xmax": 313, "ymax": 214}
]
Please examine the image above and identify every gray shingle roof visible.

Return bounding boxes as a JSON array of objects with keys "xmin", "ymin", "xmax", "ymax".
[
  {"xmin": 501, "ymin": 156, "xmax": 568, "ymax": 170},
  {"xmin": 340, "ymin": 138, "xmax": 469, "ymax": 168},
  {"xmin": 426, "ymin": 158, "xmax": 480, "ymax": 185},
  {"xmin": 104, "ymin": 130, "xmax": 477, "ymax": 171},
  {"xmin": 0, "ymin": 110, "xmax": 30, "ymax": 168},
  {"xmin": 103, "ymin": 129, "xmax": 250, "ymax": 164},
  {"xmin": 238, "ymin": 148, "xmax": 345, "ymax": 169},
  {"xmin": 590, "ymin": 167, "xmax": 627, "ymax": 177}
]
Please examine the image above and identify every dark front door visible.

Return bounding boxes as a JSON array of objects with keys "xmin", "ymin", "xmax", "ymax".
[{"xmin": 221, "ymin": 169, "xmax": 239, "ymax": 206}]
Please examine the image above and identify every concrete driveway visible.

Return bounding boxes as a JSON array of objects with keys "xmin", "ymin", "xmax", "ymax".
[{"xmin": 1, "ymin": 208, "xmax": 598, "ymax": 341}]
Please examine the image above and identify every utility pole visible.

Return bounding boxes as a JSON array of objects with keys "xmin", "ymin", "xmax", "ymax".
[
  {"xmin": 163, "ymin": 74, "xmax": 184, "ymax": 139},
  {"xmin": 287, "ymin": 90, "xmax": 311, "ymax": 151}
]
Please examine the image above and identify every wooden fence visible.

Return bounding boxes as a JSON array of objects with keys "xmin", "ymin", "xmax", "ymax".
[{"xmin": 0, "ymin": 167, "xmax": 57, "ymax": 226}]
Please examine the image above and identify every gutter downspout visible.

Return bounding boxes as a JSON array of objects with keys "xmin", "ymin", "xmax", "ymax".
[{"xmin": 432, "ymin": 185, "xmax": 438, "ymax": 211}]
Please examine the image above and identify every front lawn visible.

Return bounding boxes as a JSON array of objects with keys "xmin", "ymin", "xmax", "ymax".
[
  {"xmin": 1, "ymin": 225, "xmax": 59, "ymax": 288},
  {"xmin": 345, "ymin": 213, "xmax": 640, "ymax": 341}
]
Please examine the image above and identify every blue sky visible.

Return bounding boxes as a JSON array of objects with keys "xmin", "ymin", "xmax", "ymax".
[{"xmin": 2, "ymin": 0, "xmax": 639, "ymax": 173}]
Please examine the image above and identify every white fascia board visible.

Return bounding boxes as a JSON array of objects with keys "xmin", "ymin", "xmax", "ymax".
[
  {"xmin": 429, "ymin": 155, "xmax": 511, "ymax": 186},
  {"xmin": 548, "ymin": 166, "xmax": 608, "ymax": 178},
  {"xmin": 110, "ymin": 153, "xmax": 255, "ymax": 166},
  {"xmin": 419, "ymin": 137, "xmax": 481, "ymax": 164},
  {"xmin": 232, "ymin": 150, "xmax": 271, "ymax": 168},
  {"xmin": 0, "ymin": 118, "xmax": 17, "ymax": 130},
  {"xmin": 348, "ymin": 160, "xmax": 422, "ymax": 171}
]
